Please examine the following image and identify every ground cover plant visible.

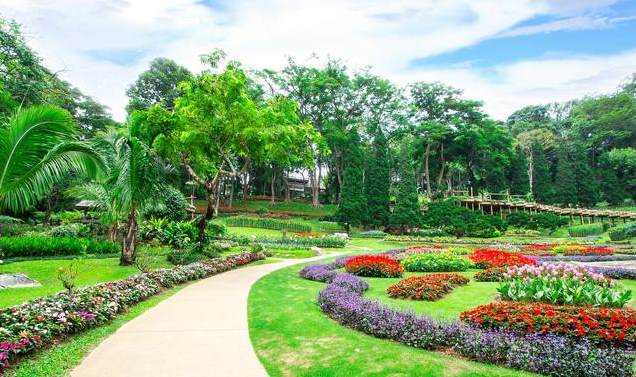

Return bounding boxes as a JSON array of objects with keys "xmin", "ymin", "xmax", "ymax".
[
  {"xmin": 344, "ymin": 255, "xmax": 403, "ymax": 277},
  {"xmin": 469, "ymin": 249, "xmax": 535, "ymax": 268},
  {"xmin": 386, "ymin": 273, "xmax": 469, "ymax": 300},
  {"xmin": 0, "ymin": 236, "xmax": 119, "ymax": 258},
  {"xmin": 461, "ymin": 301, "xmax": 636, "ymax": 345},
  {"xmin": 0, "ymin": 252, "xmax": 264, "ymax": 372},
  {"xmin": 402, "ymin": 252, "xmax": 473, "ymax": 272},
  {"xmin": 297, "ymin": 257, "xmax": 632, "ymax": 376},
  {"xmin": 498, "ymin": 263, "xmax": 631, "ymax": 307},
  {"xmin": 474, "ymin": 267, "xmax": 507, "ymax": 282}
]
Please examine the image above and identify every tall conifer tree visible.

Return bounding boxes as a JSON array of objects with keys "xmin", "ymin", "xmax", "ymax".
[
  {"xmin": 389, "ymin": 145, "xmax": 421, "ymax": 233},
  {"xmin": 363, "ymin": 128, "xmax": 390, "ymax": 227},
  {"xmin": 335, "ymin": 131, "xmax": 366, "ymax": 229},
  {"xmin": 509, "ymin": 145, "xmax": 530, "ymax": 195},
  {"xmin": 531, "ymin": 141, "xmax": 554, "ymax": 203},
  {"xmin": 553, "ymin": 145, "xmax": 578, "ymax": 206}
]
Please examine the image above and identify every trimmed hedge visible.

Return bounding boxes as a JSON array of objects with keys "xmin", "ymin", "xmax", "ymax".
[
  {"xmin": 224, "ymin": 216, "xmax": 311, "ymax": 233},
  {"xmin": 567, "ymin": 223, "xmax": 607, "ymax": 237},
  {"xmin": 0, "ymin": 236, "xmax": 119, "ymax": 258},
  {"xmin": 608, "ymin": 222, "xmax": 636, "ymax": 241}
]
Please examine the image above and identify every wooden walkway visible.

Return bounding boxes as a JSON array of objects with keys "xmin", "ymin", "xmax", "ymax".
[{"xmin": 458, "ymin": 197, "xmax": 636, "ymax": 224}]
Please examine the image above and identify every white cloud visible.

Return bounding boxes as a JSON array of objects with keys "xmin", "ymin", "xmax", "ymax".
[{"xmin": 0, "ymin": 0, "xmax": 633, "ymax": 121}]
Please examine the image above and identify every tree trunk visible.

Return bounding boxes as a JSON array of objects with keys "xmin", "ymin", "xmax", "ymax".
[
  {"xmin": 198, "ymin": 190, "xmax": 215, "ymax": 244},
  {"xmin": 436, "ymin": 143, "xmax": 445, "ymax": 190},
  {"xmin": 309, "ymin": 168, "xmax": 320, "ymax": 207},
  {"xmin": 284, "ymin": 171, "xmax": 291, "ymax": 202},
  {"xmin": 108, "ymin": 223, "xmax": 118, "ymax": 242},
  {"xmin": 214, "ymin": 181, "xmax": 221, "ymax": 217},
  {"xmin": 120, "ymin": 214, "xmax": 137, "ymax": 266},
  {"xmin": 424, "ymin": 143, "xmax": 432, "ymax": 195},
  {"xmin": 229, "ymin": 178, "xmax": 234, "ymax": 209},
  {"xmin": 270, "ymin": 167, "xmax": 277, "ymax": 204},
  {"xmin": 242, "ymin": 171, "xmax": 249, "ymax": 198}
]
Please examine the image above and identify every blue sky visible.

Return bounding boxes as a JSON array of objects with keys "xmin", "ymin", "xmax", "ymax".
[{"xmin": 1, "ymin": 0, "xmax": 635, "ymax": 121}]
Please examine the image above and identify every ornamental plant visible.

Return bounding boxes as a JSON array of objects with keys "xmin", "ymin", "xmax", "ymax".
[
  {"xmin": 474, "ymin": 267, "xmax": 506, "ymax": 282},
  {"xmin": 402, "ymin": 252, "xmax": 472, "ymax": 272},
  {"xmin": 499, "ymin": 263, "xmax": 631, "ymax": 307},
  {"xmin": 520, "ymin": 244, "xmax": 557, "ymax": 256},
  {"xmin": 469, "ymin": 249, "xmax": 535, "ymax": 269},
  {"xmin": 461, "ymin": 301, "xmax": 636, "ymax": 345},
  {"xmin": 563, "ymin": 246, "xmax": 613, "ymax": 256},
  {"xmin": 405, "ymin": 244, "xmax": 446, "ymax": 253},
  {"xmin": 344, "ymin": 255, "xmax": 403, "ymax": 278},
  {"xmin": 387, "ymin": 273, "xmax": 469, "ymax": 300}
]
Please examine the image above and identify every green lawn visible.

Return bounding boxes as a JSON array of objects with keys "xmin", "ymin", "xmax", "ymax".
[
  {"xmin": 248, "ymin": 261, "xmax": 535, "ymax": 377},
  {"xmin": 0, "ymin": 256, "xmax": 171, "ymax": 308},
  {"xmin": 225, "ymin": 226, "xmax": 284, "ymax": 238}
]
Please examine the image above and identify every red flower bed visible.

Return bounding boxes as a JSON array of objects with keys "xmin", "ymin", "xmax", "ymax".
[
  {"xmin": 564, "ymin": 246, "xmax": 614, "ymax": 256},
  {"xmin": 345, "ymin": 255, "xmax": 403, "ymax": 278},
  {"xmin": 387, "ymin": 273, "xmax": 469, "ymax": 300},
  {"xmin": 469, "ymin": 249, "xmax": 535, "ymax": 269},
  {"xmin": 474, "ymin": 267, "xmax": 507, "ymax": 282},
  {"xmin": 460, "ymin": 301, "xmax": 636, "ymax": 344}
]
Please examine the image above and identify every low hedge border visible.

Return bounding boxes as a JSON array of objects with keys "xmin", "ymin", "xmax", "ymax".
[
  {"xmin": 0, "ymin": 236, "xmax": 119, "ymax": 258},
  {"xmin": 224, "ymin": 216, "xmax": 312, "ymax": 233},
  {"xmin": 298, "ymin": 258, "xmax": 632, "ymax": 377},
  {"xmin": 0, "ymin": 252, "xmax": 265, "ymax": 372}
]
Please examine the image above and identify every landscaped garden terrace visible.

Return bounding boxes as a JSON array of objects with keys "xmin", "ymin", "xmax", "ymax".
[{"xmin": 250, "ymin": 242, "xmax": 636, "ymax": 377}]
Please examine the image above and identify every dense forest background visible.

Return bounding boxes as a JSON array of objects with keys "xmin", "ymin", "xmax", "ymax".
[{"xmin": 2, "ymin": 15, "xmax": 635, "ymax": 226}]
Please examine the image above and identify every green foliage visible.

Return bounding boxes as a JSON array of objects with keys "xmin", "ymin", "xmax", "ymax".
[
  {"xmin": 126, "ymin": 58, "xmax": 192, "ymax": 113},
  {"xmin": 57, "ymin": 259, "xmax": 82, "ymax": 294},
  {"xmin": 49, "ymin": 223, "xmax": 91, "ymax": 238},
  {"xmin": 608, "ymin": 222, "xmax": 636, "ymax": 241},
  {"xmin": 567, "ymin": 223, "xmax": 607, "ymax": 237},
  {"xmin": 506, "ymin": 212, "xmax": 568, "ymax": 231},
  {"xmin": 508, "ymin": 145, "xmax": 530, "ymax": 195},
  {"xmin": 422, "ymin": 200, "xmax": 504, "ymax": 238},
  {"xmin": 140, "ymin": 219, "xmax": 198, "ymax": 248},
  {"xmin": 144, "ymin": 185, "xmax": 187, "ymax": 222},
  {"xmin": 49, "ymin": 210, "xmax": 84, "ymax": 224},
  {"xmin": 0, "ymin": 236, "xmax": 118, "ymax": 258},
  {"xmin": 335, "ymin": 131, "xmax": 366, "ymax": 228},
  {"xmin": 388, "ymin": 145, "xmax": 422, "ymax": 233},
  {"xmin": 205, "ymin": 222, "xmax": 227, "ymax": 239},
  {"xmin": 224, "ymin": 216, "xmax": 311, "ymax": 233},
  {"xmin": 531, "ymin": 141, "xmax": 554, "ymax": 203},
  {"xmin": 0, "ymin": 106, "xmax": 102, "ymax": 213},
  {"xmin": 402, "ymin": 252, "xmax": 473, "ymax": 272},
  {"xmin": 363, "ymin": 129, "xmax": 390, "ymax": 227}
]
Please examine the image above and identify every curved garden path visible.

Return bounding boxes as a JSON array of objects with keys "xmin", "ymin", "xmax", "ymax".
[{"xmin": 71, "ymin": 255, "xmax": 334, "ymax": 377}]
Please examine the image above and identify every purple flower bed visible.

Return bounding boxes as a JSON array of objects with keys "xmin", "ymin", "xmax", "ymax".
[
  {"xmin": 586, "ymin": 266, "xmax": 636, "ymax": 280},
  {"xmin": 533, "ymin": 254, "xmax": 636, "ymax": 263},
  {"xmin": 301, "ymin": 259, "xmax": 633, "ymax": 377},
  {"xmin": 0, "ymin": 252, "xmax": 265, "ymax": 372}
]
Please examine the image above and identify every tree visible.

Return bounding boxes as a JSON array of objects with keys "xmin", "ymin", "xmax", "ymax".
[
  {"xmin": 389, "ymin": 144, "xmax": 421, "ymax": 233},
  {"xmin": 531, "ymin": 141, "xmax": 553, "ymax": 203},
  {"xmin": 126, "ymin": 58, "xmax": 192, "ymax": 113},
  {"xmin": 571, "ymin": 143, "xmax": 600, "ymax": 206},
  {"xmin": 0, "ymin": 105, "xmax": 102, "ymax": 214},
  {"xmin": 508, "ymin": 145, "xmax": 530, "ymax": 195},
  {"xmin": 363, "ymin": 128, "xmax": 390, "ymax": 227},
  {"xmin": 335, "ymin": 131, "xmax": 366, "ymax": 229},
  {"xmin": 553, "ymin": 145, "xmax": 578, "ymax": 206},
  {"xmin": 603, "ymin": 147, "xmax": 636, "ymax": 199}
]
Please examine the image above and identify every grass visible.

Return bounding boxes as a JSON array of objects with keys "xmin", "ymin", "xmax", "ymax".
[
  {"xmin": 248, "ymin": 261, "xmax": 535, "ymax": 377},
  {"xmin": 5, "ymin": 284, "xmax": 186, "ymax": 377},
  {"xmin": 225, "ymin": 226, "xmax": 284, "ymax": 238},
  {"xmin": 0, "ymin": 256, "xmax": 172, "ymax": 308}
]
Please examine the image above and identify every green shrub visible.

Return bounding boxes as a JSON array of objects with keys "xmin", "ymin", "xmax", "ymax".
[
  {"xmin": 140, "ymin": 219, "xmax": 199, "ymax": 248},
  {"xmin": 0, "ymin": 236, "xmax": 118, "ymax": 258},
  {"xmin": 49, "ymin": 211, "xmax": 84, "ymax": 224},
  {"xmin": 167, "ymin": 249, "xmax": 206, "ymax": 265},
  {"xmin": 224, "ymin": 216, "xmax": 311, "ymax": 233},
  {"xmin": 49, "ymin": 223, "xmax": 91, "ymax": 238},
  {"xmin": 144, "ymin": 186, "xmax": 188, "ymax": 222},
  {"xmin": 255, "ymin": 206, "xmax": 269, "ymax": 215},
  {"xmin": 227, "ymin": 234, "xmax": 346, "ymax": 248},
  {"xmin": 506, "ymin": 212, "xmax": 568, "ymax": 231},
  {"xmin": 567, "ymin": 223, "xmax": 607, "ymax": 237},
  {"xmin": 402, "ymin": 252, "xmax": 473, "ymax": 272},
  {"xmin": 206, "ymin": 222, "xmax": 227, "ymax": 238},
  {"xmin": 608, "ymin": 222, "xmax": 636, "ymax": 241},
  {"xmin": 422, "ymin": 200, "xmax": 505, "ymax": 238}
]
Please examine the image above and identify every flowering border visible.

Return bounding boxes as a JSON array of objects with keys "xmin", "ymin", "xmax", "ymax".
[
  {"xmin": 0, "ymin": 252, "xmax": 265, "ymax": 372},
  {"xmin": 298, "ymin": 258, "xmax": 632, "ymax": 377}
]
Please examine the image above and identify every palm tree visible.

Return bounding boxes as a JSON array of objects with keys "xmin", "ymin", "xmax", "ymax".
[
  {"xmin": 0, "ymin": 105, "xmax": 102, "ymax": 214},
  {"xmin": 71, "ymin": 130, "xmax": 163, "ymax": 265}
]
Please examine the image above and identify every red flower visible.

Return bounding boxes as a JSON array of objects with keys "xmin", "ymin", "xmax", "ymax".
[
  {"xmin": 387, "ymin": 273, "xmax": 469, "ymax": 301},
  {"xmin": 469, "ymin": 249, "xmax": 535, "ymax": 269},
  {"xmin": 345, "ymin": 255, "xmax": 404, "ymax": 278}
]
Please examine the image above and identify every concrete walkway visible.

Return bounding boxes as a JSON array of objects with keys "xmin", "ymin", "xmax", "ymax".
[{"xmin": 71, "ymin": 256, "xmax": 328, "ymax": 377}]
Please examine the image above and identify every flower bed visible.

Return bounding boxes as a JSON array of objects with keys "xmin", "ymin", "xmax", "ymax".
[
  {"xmin": 473, "ymin": 267, "xmax": 506, "ymax": 282},
  {"xmin": 344, "ymin": 255, "xmax": 403, "ymax": 278},
  {"xmin": 299, "ymin": 258, "xmax": 632, "ymax": 376},
  {"xmin": 520, "ymin": 244, "xmax": 557, "ymax": 256},
  {"xmin": 587, "ymin": 266, "xmax": 636, "ymax": 280},
  {"xmin": 469, "ymin": 249, "xmax": 535, "ymax": 269},
  {"xmin": 405, "ymin": 245, "xmax": 446, "ymax": 253},
  {"xmin": 0, "ymin": 252, "xmax": 265, "ymax": 372},
  {"xmin": 563, "ymin": 246, "xmax": 613, "ymax": 256},
  {"xmin": 533, "ymin": 254, "xmax": 636, "ymax": 263},
  {"xmin": 499, "ymin": 263, "xmax": 631, "ymax": 307},
  {"xmin": 387, "ymin": 273, "xmax": 469, "ymax": 301},
  {"xmin": 461, "ymin": 301, "xmax": 636, "ymax": 345},
  {"xmin": 402, "ymin": 252, "xmax": 472, "ymax": 272}
]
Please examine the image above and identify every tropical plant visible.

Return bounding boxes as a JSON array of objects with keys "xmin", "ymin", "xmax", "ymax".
[{"xmin": 0, "ymin": 105, "xmax": 102, "ymax": 214}]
